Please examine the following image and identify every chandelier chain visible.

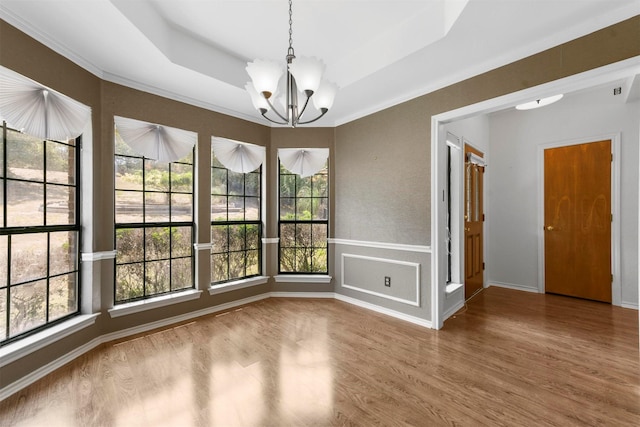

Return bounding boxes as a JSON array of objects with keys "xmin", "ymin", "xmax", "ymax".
[{"xmin": 288, "ymin": 0, "xmax": 294, "ymax": 53}]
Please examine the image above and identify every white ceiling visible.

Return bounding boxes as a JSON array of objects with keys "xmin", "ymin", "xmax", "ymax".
[{"xmin": 1, "ymin": 0, "xmax": 639, "ymax": 127}]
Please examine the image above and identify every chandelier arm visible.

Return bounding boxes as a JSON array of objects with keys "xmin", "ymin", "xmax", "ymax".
[
  {"xmin": 263, "ymin": 96, "xmax": 290, "ymax": 123},
  {"xmin": 295, "ymin": 90, "xmax": 313, "ymax": 121},
  {"xmin": 297, "ymin": 108, "xmax": 328, "ymax": 125},
  {"xmin": 259, "ymin": 109, "xmax": 288, "ymax": 125}
]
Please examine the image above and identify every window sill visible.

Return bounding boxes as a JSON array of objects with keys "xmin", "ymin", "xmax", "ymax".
[
  {"xmin": 445, "ymin": 283, "xmax": 464, "ymax": 298},
  {"xmin": 0, "ymin": 313, "xmax": 100, "ymax": 367},
  {"xmin": 274, "ymin": 274, "xmax": 332, "ymax": 284},
  {"xmin": 109, "ymin": 289, "xmax": 202, "ymax": 318},
  {"xmin": 209, "ymin": 276, "xmax": 269, "ymax": 295}
]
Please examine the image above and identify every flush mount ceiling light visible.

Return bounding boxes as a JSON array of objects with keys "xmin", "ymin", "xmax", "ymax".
[
  {"xmin": 245, "ymin": 0, "xmax": 337, "ymax": 127},
  {"xmin": 515, "ymin": 94, "xmax": 564, "ymax": 110}
]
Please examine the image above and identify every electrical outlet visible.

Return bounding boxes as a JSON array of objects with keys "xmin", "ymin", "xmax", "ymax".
[
  {"xmin": 613, "ymin": 87, "xmax": 622, "ymax": 95},
  {"xmin": 384, "ymin": 276, "xmax": 391, "ymax": 287}
]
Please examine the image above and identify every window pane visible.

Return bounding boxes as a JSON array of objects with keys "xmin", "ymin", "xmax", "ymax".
[
  {"xmin": 245, "ymin": 172, "xmax": 260, "ymax": 197},
  {"xmin": 280, "ymin": 175, "xmax": 295, "ymax": 197},
  {"xmin": 280, "ymin": 248, "xmax": 296, "ymax": 272},
  {"xmin": 10, "ymin": 280, "xmax": 47, "ymax": 337},
  {"xmin": 228, "ymin": 171, "xmax": 244, "ymax": 196},
  {"xmin": 50, "ymin": 231, "xmax": 78, "ymax": 276},
  {"xmin": 312, "ymin": 249, "xmax": 328, "ymax": 273},
  {"xmin": 0, "ymin": 184, "xmax": 4, "ymax": 227},
  {"xmin": 295, "ymin": 224, "xmax": 312, "ymax": 248},
  {"xmin": 312, "ymin": 197, "xmax": 328, "ymax": 220},
  {"xmin": 296, "ymin": 197, "xmax": 312, "ymax": 220},
  {"xmin": 296, "ymin": 176, "xmax": 312, "ymax": 197},
  {"xmin": 280, "ymin": 223, "xmax": 295, "ymax": 247},
  {"xmin": 212, "ymin": 225, "xmax": 229, "ymax": 253},
  {"xmin": 145, "ymin": 260, "xmax": 170, "ymax": 295},
  {"xmin": 312, "ymin": 224, "xmax": 328, "ymax": 248},
  {"xmin": 228, "ymin": 196, "xmax": 244, "ymax": 221},
  {"xmin": 145, "ymin": 192, "xmax": 170, "ymax": 223},
  {"xmin": 246, "ymin": 250, "xmax": 259, "ymax": 276},
  {"xmin": 7, "ymin": 135, "xmax": 43, "ymax": 182},
  {"xmin": 115, "ymin": 190, "xmax": 143, "ymax": 224},
  {"xmin": 0, "ymin": 137, "xmax": 4, "ymax": 178},
  {"xmin": 7, "ymin": 181, "xmax": 44, "ymax": 227},
  {"xmin": 211, "ymin": 168, "xmax": 227, "ymax": 195},
  {"xmin": 229, "ymin": 225, "xmax": 245, "ymax": 252},
  {"xmin": 229, "ymin": 251, "xmax": 245, "ymax": 280},
  {"xmin": 280, "ymin": 198, "xmax": 294, "ymax": 220},
  {"xmin": 171, "ymin": 163, "xmax": 192, "ymax": 193},
  {"xmin": 295, "ymin": 249, "xmax": 311, "ymax": 272},
  {"xmin": 245, "ymin": 197, "xmax": 260, "ymax": 221},
  {"xmin": 49, "ymin": 273, "xmax": 77, "ymax": 321},
  {"xmin": 0, "ymin": 288, "xmax": 6, "ymax": 341},
  {"xmin": 145, "ymin": 227, "xmax": 171, "ymax": 260},
  {"xmin": 115, "ymin": 156, "xmax": 143, "ymax": 191},
  {"xmin": 212, "ymin": 195, "xmax": 228, "ymax": 221},
  {"xmin": 171, "ymin": 193, "xmax": 192, "ymax": 222},
  {"xmin": 46, "ymin": 141, "xmax": 75, "ymax": 185},
  {"xmin": 145, "ymin": 161, "xmax": 170, "ymax": 192},
  {"xmin": 246, "ymin": 224, "xmax": 260, "ymax": 250},
  {"xmin": 312, "ymin": 174, "xmax": 328, "ymax": 197},
  {"xmin": 0, "ymin": 236, "xmax": 7, "ymax": 287},
  {"xmin": 212, "ymin": 253, "xmax": 228, "ymax": 282},
  {"xmin": 116, "ymin": 263, "xmax": 144, "ymax": 302},
  {"xmin": 46, "ymin": 185, "xmax": 75, "ymax": 226},
  {"xmin": 171, "ymin": 226, "xmax": 192, "ymax": 258},
  {"xmin": 11, "ymin": 233, "xmax": 47, "ymax": 285},
  {"xmin": 171, "ymin": 258, "xmax": 192, "ymax": 290},
  {"xmin": 116, "ymin": 228, "xmax": 144, "ymax": 263}
]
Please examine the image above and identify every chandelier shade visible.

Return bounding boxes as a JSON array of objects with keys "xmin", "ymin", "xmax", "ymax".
[
  {"xmin": 245, "ymin": 0, "xmax": 337, "ymax": 127},
  {"xmin": 0, "ymin": 66, "xmax": 91, "ymax": 141},
  {"xmin": 212, "ymin": 137, "xmax": 265, "ymax": 174},
  {"xmin": 278, "ymin": 148, "xmax": 329, "ymax": 178},
  {"xmin": 114, "ymin": 116, "xmax": 196, "ymax": 163}
]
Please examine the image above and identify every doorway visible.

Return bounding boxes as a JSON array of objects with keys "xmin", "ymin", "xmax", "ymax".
[{"xmin": 464, "ymin": 145, "xmax": 485, "ymax": 299}]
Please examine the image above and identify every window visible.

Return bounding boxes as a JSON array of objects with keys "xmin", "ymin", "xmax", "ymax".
[
  {"xmin": 1, "ymin": 123, "xmax": 80, "ymax": 345},
  {"xmin": 114, "ymin": 130, "xmax": 194, "ymax": 304},
  {"xmin": 278, "ymin": 159, "xmax": 328, "ymax": 273},
  {"xmin": 210, "ymin": 154, "xmax": 261, "ymax": 283}
]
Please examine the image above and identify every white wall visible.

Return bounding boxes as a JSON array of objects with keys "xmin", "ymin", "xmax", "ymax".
[{"xmin": 488, "ymin": 86, "xmax": 640, "ymax": 307}]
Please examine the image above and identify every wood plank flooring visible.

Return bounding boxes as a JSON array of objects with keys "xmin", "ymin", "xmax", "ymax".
[{"xmin": 1, "ymin": 286, "xmax": 639, "ymax": 426}]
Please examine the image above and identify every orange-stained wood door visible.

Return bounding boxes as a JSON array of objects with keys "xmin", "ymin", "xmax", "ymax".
[
  {"xmin": 544, "ymin": 140, "xmax": 611, "ymax": 303},
  {"xmin": 464, "ymin": 145, "xmax": 484, "ymax": 300}
]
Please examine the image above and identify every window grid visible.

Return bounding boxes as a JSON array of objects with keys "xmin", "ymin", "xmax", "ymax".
[
  {"xmin": 1, "ymin": 123, "xmax": 80, "ymax": 346},
  {"xmin": 114, "ymin": 135, "xmax": 194, "ymax": 304},
  {"xmin": 278, "ymin": 161, "xmax": 328, "ymax": 274},
  {"xmin": 211, "ymin": 159, "xmax": 262, "ymax": 284}
]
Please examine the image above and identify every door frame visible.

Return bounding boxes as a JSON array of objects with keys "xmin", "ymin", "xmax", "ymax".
[
  {"xmin": 430, "ymin": 56, "xmax": 640, "ymax": 330},
  {"xmin": 537, "ymin": 134, "xmax": 621, "ymax": 304}
]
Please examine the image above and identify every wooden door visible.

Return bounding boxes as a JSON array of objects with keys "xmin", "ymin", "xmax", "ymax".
[
  {"xmin": 464, "ymin": 145, "xmax": 484, "ymax": 299},
  {"xmin": 544, "ymin": 140, "xmax": 611, "ymax": 303}
]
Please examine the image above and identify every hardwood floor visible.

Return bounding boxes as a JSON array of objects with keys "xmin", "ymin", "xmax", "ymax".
[{"xmin": 1, "ymin": 286, "xmax": 639, "ymax": 426}]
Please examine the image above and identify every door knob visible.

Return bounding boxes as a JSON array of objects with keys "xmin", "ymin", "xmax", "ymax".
[{"xmin": 545, "ymin": 225, "xmax": 554, "ymax": 231}]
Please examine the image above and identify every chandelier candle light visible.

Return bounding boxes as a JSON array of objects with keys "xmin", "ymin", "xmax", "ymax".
[{"xmin": 245, "ymin": 0, "xmax": 337, "ymax": 127}]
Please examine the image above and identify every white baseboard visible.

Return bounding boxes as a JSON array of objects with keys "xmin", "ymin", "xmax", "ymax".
[
  {"xmin": 621, "ymin": 301, "xmax": 639, "ymax": 310},
  {"xmin": 488, "ymin": 281, "xmax": 540, "ymax": 293},
  {"xmin": 270, "ymin": 292, "xmax": 334, "ymax": 298},
  {"xmin": 443, "ymin": 300, "xmax": 465, "ymax": 321},
  {"xmin": 334, "ymin": 293, "xmax": 432, "ymax": 329}
]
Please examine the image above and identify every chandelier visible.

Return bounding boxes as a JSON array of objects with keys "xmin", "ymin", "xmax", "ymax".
[{"xmin": 245, "ymin": 0, "xmax": 337, "ymax": 127}]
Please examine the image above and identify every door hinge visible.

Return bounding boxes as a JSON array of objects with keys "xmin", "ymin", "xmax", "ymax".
[
  {"xmin": 482, "ymin": 214, "xmax": 485, "ymax": 222},
  {"xmin": 611, "ymin": 213, "xmax": 613, "ymax": 222},
  {"xmin": 482, "ymin": 262, "xmax": 486, "ymax": 270},
  {"xmin": 611, "ymin": 274, "xmax": 614, "ymax": 283}
]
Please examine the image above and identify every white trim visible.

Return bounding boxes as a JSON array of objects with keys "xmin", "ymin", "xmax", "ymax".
[
  {"xmin": 262, "ymin": 238, "xmax": 279, "ymax": 244},
  {"xmin": 270, "ymin": 292, "xmax": 334, "ymax": 299},
  {"xmin": 329, "ymin": 238, "xmax": 431, "ymax": 253},
  {"xmin": 334, "ymin": 293, "xmax": 432, "ymax": 329},
  {"xmin": 341, "ymin": 253, "xmax": 420, "ymax": 307},
  {"xmin": 108, "ymin": 289, "xmax": 202, "ymax": 318},
  {"xmin": 536, "ymin": 133, "xmax": 621, "ymax": 305},
  {"xmin": 274, "ymin": 274, "xmax": 332, "ymax": 284},
  {"xmin": 443, "ymin": 300, "xmax": 465, "ymax": 321},
  {"xmin": 0, "ymin": 313, "xmax": 100, "ymax": 368},
  {"xmin": 431, "ymin": 57, "xmax": 640, "ymax": 333},
  {"xmin": 488, "ymin": 281, "xmax": 540, "ymax": 294},
  {"xmin": 621, "ymin": 302, "xmax": 638, "ymax": 310},
  {"xmin": 80, "ymin": 250, "xmax": 117, "ymax": 262},
  {"xmin": 209, "ymin": 276, "xmax": 269, "ymax": 295},
  {"xmin": 445, "ymin": 283, "xmax": 464, "ymax": 298},
  {"xmin": 194, "ymin": 242, "xmax": 213, "ymax": 251}
]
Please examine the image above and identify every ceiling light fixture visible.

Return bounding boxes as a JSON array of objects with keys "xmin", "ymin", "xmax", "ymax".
[
  {"xmin": 245, "ymin": 0, "xmax": 337, "ymax": 127},
  {"xmin": 515, "ymin": 94, "xmax": 563, "ymax": 110}
]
